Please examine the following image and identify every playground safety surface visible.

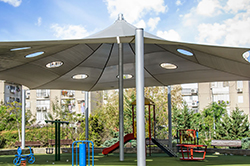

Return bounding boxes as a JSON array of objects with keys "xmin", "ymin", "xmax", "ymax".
[{"xmin": 0, "ymin": 152, "xmax": 250, "ymax": 166}]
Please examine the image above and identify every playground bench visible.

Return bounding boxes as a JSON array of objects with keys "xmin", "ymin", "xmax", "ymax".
[
  {"xmin": 48, "ymin": 139, "xmax": 73, "ymax": 146},
  {"xmin": 211, "ymin": 140, "xmax": 241, "ymax": 148},
  {"xmin": 15, "ymin": 141, "xmax": 42, "ymax": 147}
]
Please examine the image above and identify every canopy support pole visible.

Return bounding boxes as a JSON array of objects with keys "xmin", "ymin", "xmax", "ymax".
[
  {"xmin": 136, "ymin": 28, "xmax": 145, "ymax": 166},
  {"xmin": 21, "ymin": 89, "xmax": 26, "ymax": 149},
  {"xmin": 168, "ymin": 85, "xmax": 172, "ymax": 149},
  {"xmin": 118, "ymin": 42, "xmax": 124, "ymax": 161},
  {"xmin": 85, "ymin": 91, "xmax": 89, "ymax": 140}
]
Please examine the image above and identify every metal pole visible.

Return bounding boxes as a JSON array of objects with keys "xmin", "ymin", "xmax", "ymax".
[
  {"xmin": 135, "ymin": 28, "xmax": 145, "ymax": 166},
  {"xmin": 153, "ymin": 105, "xmax": 156, "ymax": 138},
  {"xmin": 21, "ymin": 89, "xmax": 26, "ymax": 149},
  {"xmin": 148, "ymin": 105, "xmax": 151, "ymax": 156},
  {"xmin": 58, "ymin": 120, "xmax": 60, "ymax": 161},
  {"xmin": 85, "ymin": 91, "xmax": 89, "ymax": 140},
  {"xmin": 55, "ymin": 120, "xmax": 57, "ymax": 161},
  {"xmin": 168, "ymin": 86, "xmax": 172, "ymax": 149},
  {"xmin": 118, "ymin": 42, "xmax": 124, "ymax": 161},
  {"xmin": 132, "ymin": 105, "xmax": 134, "ymax": 137}
]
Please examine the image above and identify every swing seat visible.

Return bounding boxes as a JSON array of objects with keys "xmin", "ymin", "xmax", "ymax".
[{"xmin": 46, "ymin": 147, "xmax": 54, "ymax": 154}]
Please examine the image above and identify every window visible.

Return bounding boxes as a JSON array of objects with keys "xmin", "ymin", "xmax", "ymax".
[
  {"xmin": 61, "ymin": 90, "xmax": 75, "ymax": 97},
  {"xmin": 36, "ymin": 89, "xmax": 50, "ymax": 98},
  {"xmin": 237, "ymin": 81, "xmax": 243, "ymax": 89},
  {"xmin": 223, "ymin": 81, "xmax": 229, "ymax": 87},
  {"xmin": 61, "ymin": 99, "xmax": 75, "ymax": 112},
  {"xmin": 238, "ymin": 96, "xmax": 243, "ymax": 103},
  {"xmin": 36, "ymin": 110, "xmax": 48, "ymax": 123}
]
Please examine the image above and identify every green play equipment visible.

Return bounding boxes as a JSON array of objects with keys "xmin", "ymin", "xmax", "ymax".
[{"xmin": 45, "ymin": 119, "xmax": 69, "ymax": 161}]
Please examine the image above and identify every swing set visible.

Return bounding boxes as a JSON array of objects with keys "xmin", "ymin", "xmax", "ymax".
[{"xmin": 45, "ymin": 119, "xmax": 70, "ymax": 161}]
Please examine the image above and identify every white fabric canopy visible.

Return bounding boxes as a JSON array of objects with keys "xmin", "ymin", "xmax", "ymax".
[{"xmin": 0, "ymin": 16, "xmax": 249, "ymax": 91}]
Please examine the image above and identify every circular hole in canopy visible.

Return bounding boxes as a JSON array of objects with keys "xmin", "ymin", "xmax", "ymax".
[
  {"xmin": 177, "ymin": 48, "xmax": 193, "ymax": 56},
  {"xmin": 10, "ymin": 47, "xmax": 31, "ymax": 51},
  {"xmin": 72, "ymin": 74, "xmax": 88, "ymax": 80},
  {"xmin": 25, "ymin": 51, "xmax": 44, "ymax": 58},
  {"xmin": 46, "ymin": 61, "xmax": 63, "ymax": 68},
  {"xmin": 160, "ymin": 63, "xmax": 177, "ymax": 69},
  {"xmin": 116, "ymin": 74, "xmax": 133, "ymax": 79},
  {"xmin": 242, "ymin": 51, "xmax": 250, "ymax": 63}
]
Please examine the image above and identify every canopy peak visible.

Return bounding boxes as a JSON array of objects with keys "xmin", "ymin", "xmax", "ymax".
[{"xmin": 118, "ymin": 13, "xmax": 124, "ymax": 21}]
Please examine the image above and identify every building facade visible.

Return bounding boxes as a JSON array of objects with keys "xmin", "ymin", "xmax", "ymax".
[
  {"xmin": 182, "ymin": 81, "xmax": 250, "ymax": 119},
  {"xmin": 0, "ymin": 80, "xmax": 101, "ymax": 124}
]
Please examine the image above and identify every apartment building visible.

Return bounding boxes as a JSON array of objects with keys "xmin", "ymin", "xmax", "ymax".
[
  {"xmin": 182, "ymin": 81, "xmax": 250, "ymax": 119},
  {"xmin": 0, "ymin": 80, "xmax": 102, "ymax": 124}
]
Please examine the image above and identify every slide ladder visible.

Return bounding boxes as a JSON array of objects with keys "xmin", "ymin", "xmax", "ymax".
[{"xmin": 152, "ymin": 138, "xmax": 177, "ymax": 157}]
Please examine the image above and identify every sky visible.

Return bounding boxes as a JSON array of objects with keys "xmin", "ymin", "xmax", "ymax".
[{"xmin": 0, "ymin": 0, "xmax": 250, "ymax": 48}]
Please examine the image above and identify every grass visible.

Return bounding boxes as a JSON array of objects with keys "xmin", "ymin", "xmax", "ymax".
[{"xmin": 0, "ymin": 153, "xmax": 250, "ymax": 166}]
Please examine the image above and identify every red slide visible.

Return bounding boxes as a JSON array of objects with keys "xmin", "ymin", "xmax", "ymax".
[{"xmin": 102, "ymin": 133, "xmax": 135, "ymax": 155}]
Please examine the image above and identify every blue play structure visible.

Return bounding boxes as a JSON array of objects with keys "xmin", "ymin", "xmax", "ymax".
[
  {"xmin": 13, "ymin": 147, "xmax": 35, "ymax": 166},
  {"xmin": 72, "ymin": 140, "xmax": 94, "ymax": 166}
]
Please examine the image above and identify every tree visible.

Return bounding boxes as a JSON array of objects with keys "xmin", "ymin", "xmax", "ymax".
[
  {"xmin": 80, "ymin": 114, "xmax": 104, "ymax": 146},
  {"xmin": 230, "ymin": 107, "xmax": 250, "ymax": 139},
  {"xmin": 214, "ymin": 114, "xmax": 231, "ymax": 140},
  {"xmin": 48, "ymin": 98, "xmax": 84, "ymax": 140},
  {"xmin": 94, "ymin": 86, "xmax": 183, "ymax": 142},
  {"xmin": 172, "ymin": 104, "xmax": 192, "ymax": 131},
  {"xmin": 201, "ymin": 102, "xmax": 226, "ymax": 140},
  {"xmin": 214, "ymin": 107, "xmax": 250, "ymax": 140},
  {"xmin": 0, "ymin": 104, "xmax": 16, "ymax": 131}
]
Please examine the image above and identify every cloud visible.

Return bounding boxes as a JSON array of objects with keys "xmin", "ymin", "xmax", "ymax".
[
  {"xmin": 157, "ymin": 29, "xmax": 181, "ymax": 41},
  {"xmin": 50, "ymin": 24, "xmax": 89, "ymax": 39},
  {"xmin": 134, "ymin": 20, "xmax": 146, "ymax": 29},
  {"xmin": 147, "ymin": 17, "xmax": 160, "ymax": 31},
  {"xmin": 197, "ymin": 23, "xmax": 226, "ymax": 44},
  {"xmin": 35, "ymin": 17, "xmax": 42, "ymax": 27},
  {"xmin": 176, "ymin": 0, "xmax": 182, "ymax": 6},
  {"xmin": 196, "ymin": 10, "xmax": 250, "ymax": 46},
  {"xmin": 0, "ymin": 0, "xmax": 21, "ymax": 7},
  {"xmin": 224, "ymin": 0, "xmax": 250, "ymax": 13},
  {"xmin": 196, "ymin": 0, "xmax": 221, "ymax": 16},
  {"xmin": 104, "ymin": 0, "xmax": 167, "ymax": 23},
  {"xmin": 182, "ymin": 0, "xmax": 222, "ymax": 26}
]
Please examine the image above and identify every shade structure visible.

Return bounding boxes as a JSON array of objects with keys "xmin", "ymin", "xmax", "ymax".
[
  {"xmin": 1, "ymin": 14, "xmax": 250, "ymax": 166},
  {"xmin": 0, "ymin": 16, "xmax": 249, "ymax": 90}
]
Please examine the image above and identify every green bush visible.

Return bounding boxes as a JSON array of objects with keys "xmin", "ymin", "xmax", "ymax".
[
  {"xmin": 242, "ymin": 137, "xmax": 250, "ymax": 149},
  {"xmin": 101, "ymin": 138, "xmax": 119, "ymax": 147}
]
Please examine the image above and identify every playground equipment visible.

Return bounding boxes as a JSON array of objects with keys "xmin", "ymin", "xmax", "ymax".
[
  {"xmin": 72, "ymin": 140, "xmax": 94, "ymax": 166},
  {"xmin": 177, "ymin": 144, "xmax": 207, "ymax": 161},
  {"xmin": 13, "ymin": 147, "xmax": 35, "ymax": 166},
  {"xmin": 102, "ymin": 98, "xmax": 155, "ymax": 155},
  {"xmin": 46, "ymin": 123, "xmax": 54, "ymax": 154},
  {"xmin": 131, "ymin": 98, "xmax": 155, "ymax": 156},
  {"xmin": 177, "ymin": 129, "xmax": 198, "ymax": 145},
  {"xmin": 45, "ymin": 119, "xmax": 69, "ymax": 161},
  {"xmin": 177, "ymin": 129, "xmax": 207, "ymax": 161},
  {"xmin": 102, "ymin": 97, "xmax": 177, "ymax": 157},
  {"xmin": 132, "ymin": 98, "xmax": 176, "ymax": 157},
  {"xmin": 102, "ymin": 133, "xmax": 134, "ymax": 155}
]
